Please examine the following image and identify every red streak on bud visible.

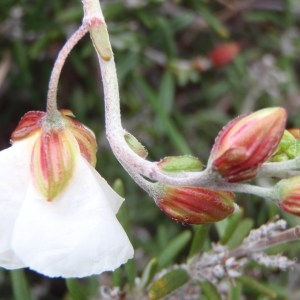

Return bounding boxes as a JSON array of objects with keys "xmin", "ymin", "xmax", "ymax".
[
  {"xmin": 156, "ymin": 185, "xmax": 235, "ymax": 225},
  {"xmin": 277, "ymin": 176, "xmax": 300, "ymax": 216},
  {"xmin": 31, "ymin": 129, "xmax": 76, "ymax": 201},
  {"xmin": 62, "ymin": 110, "xmax": 97, "ymax": 167}
]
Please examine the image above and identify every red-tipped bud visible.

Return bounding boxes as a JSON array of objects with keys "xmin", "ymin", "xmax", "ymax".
[
  {"xmin": 209, "ymin": 107, "xmax": 287, "ymax": 182},
  {"xmin": 276, "ymin": 176, "xmax": 300, "ymax": 216},
  {"xmin": 155, "ymin": 184, "xmax": 235, "ymax": 225},
  {"xmin": 209, "ymin": 42, "xmax": 240, "ymax": 67}
]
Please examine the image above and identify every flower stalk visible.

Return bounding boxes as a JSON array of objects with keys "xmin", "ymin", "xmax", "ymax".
[{"xmin": 80, "ymin": 0, "xmax": 300, "ymax": 206}]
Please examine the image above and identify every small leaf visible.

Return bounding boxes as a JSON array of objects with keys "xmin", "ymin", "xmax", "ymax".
[
  {"xmin": 124, "ymin": 133, "xmax": 148, "ymax": 158},
  {"xmin": 148, "ymin": 268, "xmax": 189, "ymax": 300},
  {"xmin": 139, "ymin": 258, "xmax": 158, "ymax": 289},
  {"xmin": 200, "ymin": 281, "xmax": 222, "ymax": 300},
  {"xmin": 10, "ymin": 270, "xmax": 32, "ymax": 300},
  {"xmin": 66, "ymin": 279, "xmax": 88, "ymax": 300},
  {"xmin": 220, "ymin": 210, "xmax": 243, "ymax": 245},
  {"xmin": 227, "ymin": 218, "xmax": 254, "ymax": 249},
  {"xmin": 157, "ymin": 230, "xmax": 192, "ymax": 269},
  {"xmin": 236, "ymin": 275, "xmax": 277, "ymax": 298},
  {"xmin": 188, "ymin": 225, "xmax": 210, "ymax": 258}
]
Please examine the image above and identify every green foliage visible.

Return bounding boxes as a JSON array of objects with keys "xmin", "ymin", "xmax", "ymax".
[{"xmin": 1, "ymin": 0, "xmax": 300, "ymax": 299}]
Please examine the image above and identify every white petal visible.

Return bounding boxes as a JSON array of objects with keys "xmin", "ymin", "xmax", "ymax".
[
  {"xmin": 12, "ymin": 155, "xmax": 134, "ymax": 278},
  {"xmin": 0, "ymin": 135, "xmax": 38, "ymax": 269}
]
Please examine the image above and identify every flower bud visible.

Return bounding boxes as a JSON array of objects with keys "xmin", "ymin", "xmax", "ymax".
[
  {"xmin": 209, "ymin": 42, "xmax": 240, "ymax": 67},
  {"xmin": 209, "ymin": 107, "xmax": 287, "ymax": 182},
  {"xmin": 155, "ymin": 184, "xmax": 235, "ymax": 224},
  {"xmin": 157, "ymin": 155, "xmax": 203, "ymax": 173},
  {"xmin": 275, "ymin": 176, "xmax": 300, "ymax": 216}
]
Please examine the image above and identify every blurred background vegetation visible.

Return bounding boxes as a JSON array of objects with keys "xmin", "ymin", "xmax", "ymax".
[{"xmin": 1, "ymin": 0, "xmax": 300, "ymax": 299}]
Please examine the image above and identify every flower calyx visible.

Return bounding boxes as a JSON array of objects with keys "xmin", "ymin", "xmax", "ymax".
[
  {"xmin": 11, "ymin": 109, "xmax": 97, "ymax": 200},
  {"xmin": 208, "ymin": 107, "xmax": 287, "ymax": 182}
]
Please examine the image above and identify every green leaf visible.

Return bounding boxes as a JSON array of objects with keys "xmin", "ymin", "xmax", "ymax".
[
  {"xmin": 236, "ymin": 275, "xmax": 277, "ymax": 298},
  {"xmin": 10, "ymin": 270, "xmax": 32, "ymax": 300},
  {"xmin": 157, "ymin": 230, "xmax": 192, "ymax": 269},
  {"xmin": 158, "ymin": 71, "xmax": 175, "ymax": 115},
  {"xmin": 125, "ymin": 259, "xmax": 136, "ymax": 288},
  {"xmin": 226, "ymin": 218, "xmax": 253, "ymax": 249},
  {"xmin": 200, "ymin": 281, "xmax": 222, "ymax": 300},
  {"xmin": 66, "ymin": 279, "xmax": 88, "ymax": 300},
  {"xmin": 139, "ymin": 258, "xmax": 158, "ymax": 289},
  {"xmin": 148, "ymin": 268, "xmax": 189, "ymax": 300},
  {"xmin": 220, "ymin": 210, "xmax": 243, "ymax": 245},
  {"xmin": 188, "ymin": 224, "xmax": 210, "ymax": 258}
]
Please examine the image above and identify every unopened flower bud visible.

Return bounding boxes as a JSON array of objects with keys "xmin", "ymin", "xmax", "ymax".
[
  {"xmin": 209, "ymin": 42, "xmax": 240, "ymax": 67},
  {"xmin": 275, "ymin": 176, "xmax": 300, "ymax": 216},
  {"xmin": 154, "ymin": 184, "xmax": 235, "ymax": 224},
  {"xmin": 157, "ymin": 155, "xmax": 203, "ymax": 173},
  {"xmin": 208, "ymin": 107, "xmax": 287, "ymax": 182}
]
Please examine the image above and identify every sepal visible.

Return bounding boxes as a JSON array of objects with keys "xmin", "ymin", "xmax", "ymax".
[
  {"xmin": 269, "ymin": 130, "xmax": 300, "ymax": 162},
  {"xmin": 62, "ymin": 110, "xmax": 97, "ymax": 167},
  {"xmin": 209, "ymin": 107, "xmax": 287, "ymax": 182},
  {"xmin": 31, "ymin": 129, "xmax": 77, "ymax": 201},
  {"xmin": 11, "ymin": 111, "xmax": 46, "ymax": 142}
]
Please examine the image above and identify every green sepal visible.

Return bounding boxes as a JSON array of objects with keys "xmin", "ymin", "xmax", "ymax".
[
  {"xmin": 270, "ymin": 130, "xmax": 300, "ymax": 162},
  {"xmin": 158, "ymin": 155, "xmax": 203, "ymax": 173},
  {"xmin": 148, "ymin": 268, "xmax": 190, "ymax": 300},
  {"xmin": 124, "ymin": 133, "xmax": 148, "ymax": 158}
]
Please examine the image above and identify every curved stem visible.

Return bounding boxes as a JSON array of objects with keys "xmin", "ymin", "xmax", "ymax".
[{"xmin": 46, "ymin": 23, "xmax": 89, "ymax": 117}]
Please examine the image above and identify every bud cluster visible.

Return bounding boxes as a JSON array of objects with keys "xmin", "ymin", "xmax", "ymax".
[{"xmin": 128, "ymin": 107, "xmax": 300, "ymax": 223}]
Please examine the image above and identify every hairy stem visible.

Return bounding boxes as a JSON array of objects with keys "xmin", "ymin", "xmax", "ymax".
[{"xmin": 46, "ymin": 23, "xmax": 89, "ymax": 118}]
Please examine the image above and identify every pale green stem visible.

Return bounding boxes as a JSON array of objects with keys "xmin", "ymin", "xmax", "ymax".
[{"xmin": 46, "ymin": 23, "xmax": 89, "ymax": 118}]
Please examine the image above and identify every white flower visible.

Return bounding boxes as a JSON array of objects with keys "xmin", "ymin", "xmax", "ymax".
[{"xmin": 0, "ymin": 110, "xmax": 134, "ymax": 278}]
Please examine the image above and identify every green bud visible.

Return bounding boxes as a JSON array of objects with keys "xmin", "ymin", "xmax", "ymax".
[{"xmin": 157, "ymin": 155, "xmax": 203, "ymax": 173}]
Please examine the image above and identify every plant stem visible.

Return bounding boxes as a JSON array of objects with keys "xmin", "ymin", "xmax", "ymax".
[{"xmin": 46, "ymin": 23, "xmax": 89, "ymax": 118}]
